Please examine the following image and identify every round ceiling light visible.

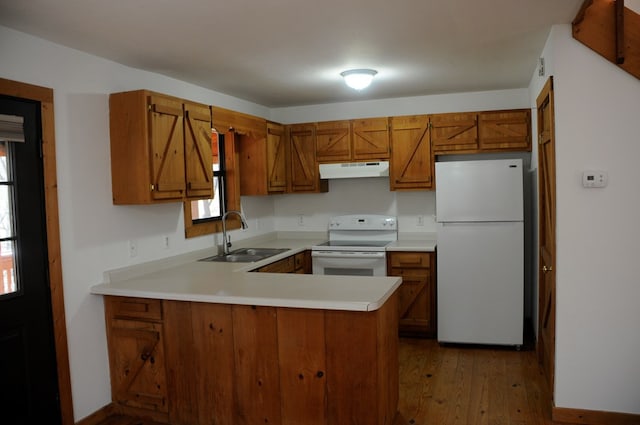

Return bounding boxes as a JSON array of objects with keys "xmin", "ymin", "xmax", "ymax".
[{"xmin": 340, "ymin": 69, "xmax": 378, "ymax": 90}]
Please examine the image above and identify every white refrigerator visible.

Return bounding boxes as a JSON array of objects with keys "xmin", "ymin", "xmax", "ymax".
[{"xmin": 436, "ymin": 159, "xmax": 524, "ymax": 346}]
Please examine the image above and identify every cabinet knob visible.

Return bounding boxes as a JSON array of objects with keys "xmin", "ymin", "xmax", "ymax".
[{"xmin": 542, "ymin": 265, "xmax": 553, "ymax": 273}]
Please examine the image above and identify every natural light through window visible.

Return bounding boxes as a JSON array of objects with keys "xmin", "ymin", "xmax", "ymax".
[{"xmin": 0, "ymin": 140, "xmax": 17, "ymax": 296}]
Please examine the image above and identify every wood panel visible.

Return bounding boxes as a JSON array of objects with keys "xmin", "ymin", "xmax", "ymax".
[
  {"xmin": 232, "ymin": 305, "xmax": 281, "ymax": 425},
  {"xmin": 316, "ymin": 120, "xmax": 352, "ymax": 162},
  {"xmin": 277, "ymin": 308, "xmax": 327, "ymax": 425},
  {"xmin": 431, "ymin": 112, "xmax": 478, "ymax": 153},
  {"xmin": 190, "ymin": 303, "xmax": 236, "ymax": 425},
  {"xmin": 162, "ymin": 301, "xmax": 198, "ymax": 424},
  {"xmin": 573, "ymin": 0, "xmax": 640, "ymax": 80},
  {"xmin": 478, "ymin": 109, "xmax": 531, "ymax": 151},
  {"xmin": 352, "ymin": 117, "xmax": 390, "ymax": 160},
  {"xmin": 389, "ymin": 115, "xmax": 433, "ymax": 190},
  {"xmin": 266, "ymin": 122, "xmax": 288, "ymax": 193},
  {"xmin": 183, "ymin": 101, "xmax": 213, "ymax": 199},
  {"xmin": 288, "ymin": 124, "xmax": 327, "ymax": 193},
  {"xmin": 553, "ymin": 406, "xmax": 640, "ymax": 425}
]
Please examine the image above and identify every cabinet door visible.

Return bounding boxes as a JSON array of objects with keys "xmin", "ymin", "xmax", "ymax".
[
  {"xmin": 352, "ymin": 117, "xmax": 390, "ymax": 159},
  {"xmin": 431, "ymin": 112, "xmax": 478, "ymax": 153},
  {"xmin": 389, "ymin": 115, "xmax": 433, "ymax": 190},
  {"xmin": 388, "ymin": 252, "xmax": 435, "ymax": 336},
  {"xmin": 184, "ymin": 101, "xmax": 213, "ymax": 199},
  {"xmin": 289, "ymin": 124, "xmax": 320, "ymax": 192},
  {"xmin": 266, "ymin": 122, "xmax": 288, "ymax": 193},
  {"xmin": 148, "ymin": 95, "xmax": 186, "ymax": 200},
  {"xmin": 478, "ymin": 109, "xmax": 531, "ymax": 151},
  {"xmin": 316, "ymin": 120, "xmax": 352, "ymax": 162},
  {"xmin": 108, "ymin": 319, "xmax": 168, "ymax": 413}
]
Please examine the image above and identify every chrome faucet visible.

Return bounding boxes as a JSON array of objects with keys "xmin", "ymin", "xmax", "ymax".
[{"xmin": 221, "ymin": 210, "xmax": 249, "ymax": 254}]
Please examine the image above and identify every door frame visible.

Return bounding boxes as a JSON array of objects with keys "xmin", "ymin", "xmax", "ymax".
[{"xmin": 0, "ymin": 77, "xmax": 74, "ymax": 423}]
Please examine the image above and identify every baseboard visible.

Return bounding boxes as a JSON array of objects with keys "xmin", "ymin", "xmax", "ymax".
[
  {"xmin": 553, "ymin": 406, "xmax": 640, "ymax": 425},
  {"xmin": 75, "ymin": 403, "xmax": 117, "ymax": 425}
]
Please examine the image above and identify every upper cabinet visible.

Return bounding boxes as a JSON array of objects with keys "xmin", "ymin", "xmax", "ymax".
[
  {"xmin": 478, "ymin": 109, "xmax": 531, "ymax": 151},
  {"xmin": 315, "ymin": 118, "xmax": 390, "ymax": 163},
  {"xmin": 352, "ymin": 117, "xmax": 390, "ymax": 160},
  {"xmin": 432, "ymin": 109, "xmax": 531, "ymax": 155},
  {"xmin": 316, "ymin": 120, "xmax": 352, "ymax": 163},
  {"xmin": 184, "ymin": 101, "xmax": 214, "ymax": 199},
  {"xmin": 288, "ymin": 124, "xmax": 328, "ymax": 193},
  {"xmin": 389, "ymin": 115, "xmax": 433, "ymax": 191},
  {"xmin": 266, "ymin": 122, "xmax": 288, "ymax": 194},
  {"xmin": 110, "ymin": 90, "xmax": 213, "ymax": 204},
  {"xmin": 431, "ymin": 112, "xmax": 479, "ymax": 154}
]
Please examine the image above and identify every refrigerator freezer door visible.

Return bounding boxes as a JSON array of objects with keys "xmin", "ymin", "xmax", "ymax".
[
  {"xmin": 437, "ymin": 221, "xmax": 524, "ymax": 345},
  {"xmin": 435, "ymin": 159, "xmax": 524, "ymax": 222}
]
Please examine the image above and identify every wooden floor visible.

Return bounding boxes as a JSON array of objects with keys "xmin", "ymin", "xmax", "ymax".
[{"xmin": 98, "ymin": 337, "xmax": 557, "ymax": 425}]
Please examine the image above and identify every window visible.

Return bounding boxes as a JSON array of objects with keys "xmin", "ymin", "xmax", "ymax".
[
  {"xmin": 190, "ymin": 132, "xmax": 225, "ymax": 222},
  {"xmin": 183, "ymin": 130, "xmax": 241, "ymax": 238},
  {"xmin": 0, "ymin": 140, "xmax": 17, "ymax": 296}
]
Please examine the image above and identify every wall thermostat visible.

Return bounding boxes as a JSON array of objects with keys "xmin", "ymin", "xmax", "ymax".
[{"xmin": 582, "ymin": 170, "xmax": 608, "ymax": 188}]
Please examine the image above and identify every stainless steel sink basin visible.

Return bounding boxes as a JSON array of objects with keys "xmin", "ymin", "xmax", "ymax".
[{"xmin": 199, "ymin": 247, "xmax": 290, "ymax": 263}]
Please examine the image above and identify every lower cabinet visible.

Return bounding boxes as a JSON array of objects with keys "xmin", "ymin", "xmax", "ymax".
[
  {"xmin": 104, "ymin": 292, "xmax": 399, "ymax": 425},
  {"xmin": 104, "ymin": 297, "xmax": 169, "ymax": 421},
  {"xmin": 387, "ymin": 251, "xmax": 436, "ymax": 337},
  {"xmin": 254, "ymin": 251, "xmax": 310, "ymax": 273}
]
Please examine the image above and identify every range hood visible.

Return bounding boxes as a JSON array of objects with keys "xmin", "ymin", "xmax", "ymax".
[{"xmin": 319, "ymin": 161, "xmax": 389, "ymax": 179}]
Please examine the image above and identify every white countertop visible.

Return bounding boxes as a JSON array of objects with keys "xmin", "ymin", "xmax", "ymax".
[{"xmin": 91, "ymin": 235, "xmax": 403, "ymax": 312}]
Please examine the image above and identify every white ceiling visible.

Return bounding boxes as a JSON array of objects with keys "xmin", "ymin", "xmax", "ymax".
[{"xmin": 0, "ymin": 0, "xmax": 583, "ymax": 107}]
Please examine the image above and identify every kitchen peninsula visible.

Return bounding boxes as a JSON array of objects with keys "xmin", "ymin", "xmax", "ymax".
[{"xmin": 91, "ymin": 237, "xmax": 402, "ymax": 425}]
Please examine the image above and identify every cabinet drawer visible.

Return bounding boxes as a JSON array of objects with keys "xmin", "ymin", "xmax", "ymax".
[
  {"xmin": 294, "ymin": 252, "xmax": 306, "ymax": 270},
  {"xmin": 258, "ymin": 256, "xmax": 295, "ymax": 273},
  {"xmin": 390, "ymin": 267, "xmax": 430, "ymax": 278},
  {"xmin": 108, "ymin": 296, "xmax": 163, "ymax": 321},
  {"xmin": 389, "ymin": 252, "xmax": 431, "ymax": 268}
]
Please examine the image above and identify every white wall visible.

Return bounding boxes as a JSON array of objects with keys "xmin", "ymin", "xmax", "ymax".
[
  {"xmin": 1, "ymin": 24, "xmax": 534, "ymax": 420},
  {"xmin": 537, "ymin": 25, "xmax": 640, "ymax": 414},
  {"xmin": 0, "ymin": 25, "xmax": 276, "ymax": 420}
]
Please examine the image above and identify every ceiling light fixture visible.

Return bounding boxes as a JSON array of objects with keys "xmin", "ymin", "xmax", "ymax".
[{"xmin": 340, "ymin": 69, "xmax": 378, "ymax": 90}]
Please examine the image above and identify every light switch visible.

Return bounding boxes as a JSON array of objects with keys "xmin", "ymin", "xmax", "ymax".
[{"xmin": 582, "ymin": 170, "xmax": 608, "ymax": 188}]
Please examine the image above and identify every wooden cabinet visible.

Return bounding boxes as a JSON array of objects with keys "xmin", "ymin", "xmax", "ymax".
[
  {"xmin": 104, "ymin": 295, "xmax": 398, "ymax": 425},
  {"xmin": 389, "ymin": 115, "xmax": 434, "ymax": 190},
  {"xmin": 288, "ymin": 124, "xmax": 328, "ymax": 193},
  {"xmin": 214, "ymin": 107, "xmax": 288, "ymax": 197},
  {"xmin": 352, "ymin": 117, "xmax": 390, "ymax": 160},
  {"xmin": 104, "ymin": 297, "xmax": 168, "ymax": 420},
  {"xmin": 388, "ymin": 252, "xmax": 436, "ymax": 337},
  {"xmin": 432, "ymin": 109, "xmax": 531, "ymax": 155},
  {"xmin": 254, "ymin": 251, "xmax": 310, "ymax": 274},
  {"xmin": 315, "ymin": 117, "xmax": 390, "ymax": 162},
  {"xmin": 266, "ymin": 122, "xmax": 288, "ymax": 193},
  {"xmin": 478, "ymin": 109, "xmax": 531, "ymax": 151},
  {"xmin": 109, "ymin": 90, "xmax": 213, "ymax": 204},
  {"xmin": 431, "ymin": 112, "xmax": 479, "ymax": 154},
  {"xmin": 315, "ymin": 120, "xmax": 352, "ymax": 162}
]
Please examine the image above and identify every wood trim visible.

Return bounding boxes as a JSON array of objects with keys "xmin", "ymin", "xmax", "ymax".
[
  {"xmin": 552, "ymin": 406, "xmax": 640, "ymax": 425},
  {"xmin": 572, "ymin": 0, "xmax": 640, "ymax": 80},
  {"xmin": 74, "ymin": 403, "xmax": 117, "ymax": 425},
  {"xmin": 0, "ymin": 78, "xmax": 74, "ymax": 424}
]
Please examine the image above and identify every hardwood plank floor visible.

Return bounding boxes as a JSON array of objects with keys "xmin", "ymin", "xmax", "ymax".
[
  {"xmin": 96, "ymin": 337, "xmax": 557, "ymax": 425},
  {"xmin": 395, "ymin": 338, "xmax": 556, "ymax": 425}
]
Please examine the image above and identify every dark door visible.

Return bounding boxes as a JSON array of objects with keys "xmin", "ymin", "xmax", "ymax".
[{"xmin": 0, "ymin": 96, "xmax": 61, "ymax": 424}]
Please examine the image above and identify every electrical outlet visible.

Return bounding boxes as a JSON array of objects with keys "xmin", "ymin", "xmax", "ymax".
[
  {"xmin": 298, "ymin": 215, "xmax": 305, "ymax": 226},
  {"xmin": 417, "ymin": 215, "xmax": 425, "ymax": 226},
  {"xmin": 163, "ymin": 235, "xmax": 170, "ymax": 249},
  {"xmin": 128, "ymin": 240, "xmax": 137, "ymax": 258}
]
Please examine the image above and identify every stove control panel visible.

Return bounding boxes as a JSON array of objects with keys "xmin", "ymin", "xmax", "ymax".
[{"xmin": 329, "ymin": 214, "xmax": 397, "ymax": 231}]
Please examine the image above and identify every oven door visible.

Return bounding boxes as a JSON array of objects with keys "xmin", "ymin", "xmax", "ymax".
[{"xmin": 311, "ymin": 251, "xmax": 387, "ymax": 276}]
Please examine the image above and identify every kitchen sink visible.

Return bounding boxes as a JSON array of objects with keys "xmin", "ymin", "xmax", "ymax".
[{"xmin": 199, "ymin": 247, "xmax": 290, "ymax": 263}]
